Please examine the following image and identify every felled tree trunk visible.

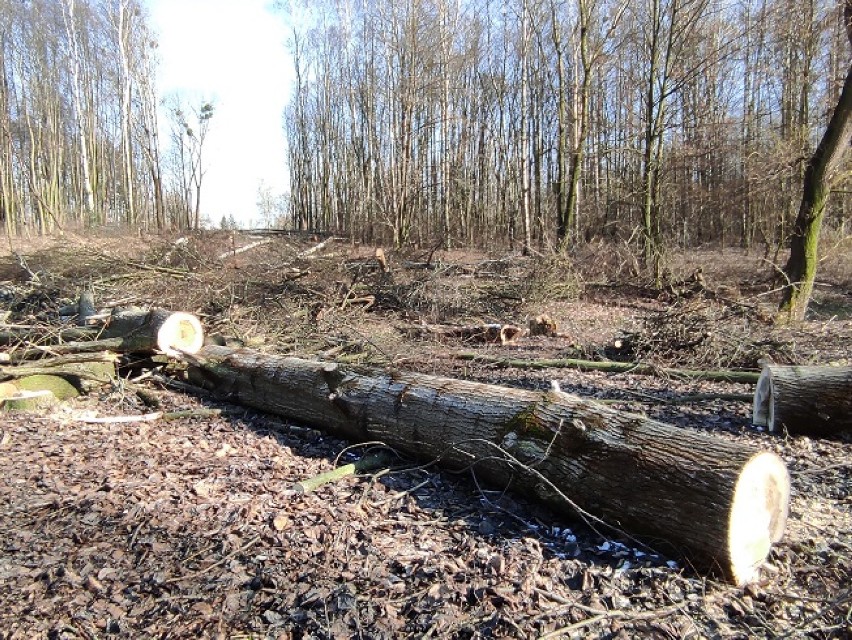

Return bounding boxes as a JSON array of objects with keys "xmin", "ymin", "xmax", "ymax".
[
  {"xmin": 753, "ymin": 365, "xmax": 852, "ymax": 436},
  {"xmin": 0, "ymin": 308, "xmax": 204, "ymax": 357},
  {"xmin": 186, "ymin": 346, "xmax": 790, "ymax": 585}
]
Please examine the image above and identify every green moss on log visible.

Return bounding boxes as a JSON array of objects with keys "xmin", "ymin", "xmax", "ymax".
[
  {"xmin": 17, "ymin": 375, "xmax": 80, "ymax": 400},
  {"xmin": 2, "ymin": 390, "xmax": 58, "ymax": 411}
]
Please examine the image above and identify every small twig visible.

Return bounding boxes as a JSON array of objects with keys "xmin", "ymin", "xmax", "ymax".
[
  {"xmin": 163, "ymin": 535, "xmax": 261, "ymax": 584},
  {"xmin": 372, "ymin": 475, "xmax": 435, "ymax": 506},
  {"xmin": 76, "ymin": 408, "xmax": 221, "ymax": 424},
  {"xmin": 537, "ymin": 601, "xmax": 686, "ymax": 640},
  {"xmin": 293, "ymin": 450, "xmax": 394, "ymax": 494}
]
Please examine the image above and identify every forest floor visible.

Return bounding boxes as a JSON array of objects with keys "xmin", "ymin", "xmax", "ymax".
[{"xmin": 0, "ymin": 229, "xmax": 850, "ymax": 639}]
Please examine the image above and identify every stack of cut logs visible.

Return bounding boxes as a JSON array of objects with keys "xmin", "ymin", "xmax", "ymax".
[{"xmin": 2, "ymin": 302, "xmax": 850, "ymax": 587}]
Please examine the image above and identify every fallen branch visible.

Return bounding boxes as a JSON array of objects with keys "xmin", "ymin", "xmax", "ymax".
[
  {"xmin": 6, "ymin": 338, "xmax": 127, "ymax": 361},
  {"xmin": 75, "ymin": 408, "xmax": 222, "ymax": 424},
  {"xmin": 457, "ymin": 353, "xmax": 761, "ymax": 384},
  {"xmin": 216, "ymin": 237, "xmax": 273, "ymax": 261},
  {"xmin": 298, "ymin": 237, "xmax": 335, "ymax": 258},
  {"xmin": 412, "ymin": 324, "xmax": 523, "ymax": 345},
  {"xmin": 293, "ymin": 450, "xmax": 394, "ymax": 494}
]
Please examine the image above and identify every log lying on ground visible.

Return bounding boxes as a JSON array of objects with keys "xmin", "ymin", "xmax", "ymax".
[
  {"xmin": 104, "ymin": 308, "xmax": 204, "ymax": 355},
  {"xmin": 0, "ymin": 308, "xmax": 204, "ymax": 357},
  {"xmin": 186, "ymin": 346, "xmax": 790, "ymax": 585},
  {"xmin": 0, "ymin": 351, "xmax": 118, "ymax": 381},
  {"xmin": 753, "ymin": 365, "xmax": 852, "ymax": 436},
  {"xmin": 412, "ymin": 323, "xmax": 522, "ymax": 345}
]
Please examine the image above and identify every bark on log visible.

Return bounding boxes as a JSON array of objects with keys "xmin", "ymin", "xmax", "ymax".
[
  {"xmin": 186, "ymin": 346, "xmax": 790, "ymax": 585},
  {"xmin": 0, "ymin": 308, "xmax": 204, "ymax": 356},
  {"xmin": 752, "ymin": 365, "xmax": 852, "ymax": 436}
]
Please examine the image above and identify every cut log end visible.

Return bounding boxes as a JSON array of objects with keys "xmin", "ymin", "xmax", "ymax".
[
  {"xmin": 156, "ymin": 312, "xmax": 204, "ymax": 356},
  {"xmin": 752, "ymin": 364, "xmax": 852, "ymax": 436},
  {"xmin": 752, "ymin": 370, "xmax": 772, "ymax": 428},
  {"xmin": 727, "ymin": 451, "xmax": 790, "ymax": 586}
]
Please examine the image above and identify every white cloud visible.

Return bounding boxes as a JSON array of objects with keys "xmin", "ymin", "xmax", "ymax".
[{"xmin": 144, "ymin": 0, "xmax": 293, "ymax": 227}]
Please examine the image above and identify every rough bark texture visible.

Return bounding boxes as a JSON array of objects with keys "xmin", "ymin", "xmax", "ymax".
[
  {"xmin": 0, "ymin": 308, "xmax": 204, "ymax": 356},
  {"xmin": 779, "ymin": 1, "xmax": 852, "ymax": 319},
  {"xmin": 753, "ymin": 365, "xmax": 852, "ymax": 436},
  {"xmin": 187, "ymin": 346, "xmax": 790, "ymax": 585}
]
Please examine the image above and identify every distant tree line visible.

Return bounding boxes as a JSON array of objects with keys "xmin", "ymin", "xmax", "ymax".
[
  {"xmin": 0, "ymin": 0, "xmax": 212, "ymax": 235},
  {"xmin": 283, "ymin": 0, "xmax": 851, "ymax": 268}
]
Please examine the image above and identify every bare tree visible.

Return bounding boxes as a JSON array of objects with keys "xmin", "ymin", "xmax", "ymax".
[
  {"xmin": 779, "ymin": 0, "xmax": 852, "ymax": 320},
  {"xmin": 62, "ymin": 0, "xmax": 97, "ymax": 220},
  {"xmin": 278, "ymin": 0, "xmax": 849, "ymax": 257},
  {"xmin": 165, "ymin": 97, "xmax": 214, "ymax": 230}
]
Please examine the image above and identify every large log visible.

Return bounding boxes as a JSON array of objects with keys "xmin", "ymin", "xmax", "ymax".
[
  {"xmin": 752, "ymin": 364, "xmax": 852, "ymax": 436},
  {"xmin": 186, "ymin": 346, "xmax": 790, "ymax": 585},
  {"xmin": 0, "ymin": 308, "xmax": 204, "ymax": 357}
]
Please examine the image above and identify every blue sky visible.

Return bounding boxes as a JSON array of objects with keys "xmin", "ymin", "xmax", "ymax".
[{"xmin": 143, "ymin": 0, "xmax": 293, "ymax": 227}]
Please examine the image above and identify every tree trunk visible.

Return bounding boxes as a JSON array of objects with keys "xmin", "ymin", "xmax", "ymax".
[
  {"xmin": 62, "ymin": 0, "xmax": 96, "ymax": 219},
  {"xmin": 186, "ymin": 346, "xmax": 790, "ymax": 586},
  {"xmin": 753, "ymin": 365, "xmax": 852, "ymax": 437},
  {"xmin": 0, "ymin": 308, "xmax": 204, "ymax": 356},
  {"xmin": 519, "ymin": 0, "xmax": 533, "ymax": 256},
  {"xmin": 779, "ymin": 1, "xmax": 852, "ymax": 320},
  {"xmin": 117, "ymin": 1, "xmax": 136, "ymax": 227}
]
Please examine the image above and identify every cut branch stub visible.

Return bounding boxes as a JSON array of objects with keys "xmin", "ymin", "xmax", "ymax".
[
  {"xmin": 186, "ymin": 346, "xmax": 790, "ymax": 585},
  {"xmin": 753, "ymin": 364, "xmax": 852, "ymax": 436}
]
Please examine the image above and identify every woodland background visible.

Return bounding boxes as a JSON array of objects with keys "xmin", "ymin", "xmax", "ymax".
[{"xmin": 0, "ymin": 0, "xmax": 850, "ymax": 259}]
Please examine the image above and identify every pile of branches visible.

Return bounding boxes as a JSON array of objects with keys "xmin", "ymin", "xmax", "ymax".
[{"xmin": 609, "ymin": 298, "xmax": 793, "ymax": 370}]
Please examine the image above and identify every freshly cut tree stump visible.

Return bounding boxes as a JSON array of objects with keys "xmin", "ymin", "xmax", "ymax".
[
  {"xmin": 753, "ymin": 365, "xmax": 852, "ymax": 436},
  {"xmin": 186, "ymin": 346, "xmax": 790, "ymax": 585},
  {"xmin": 1, "ymin": 389, "xmax": 58, "ymax": 411}
]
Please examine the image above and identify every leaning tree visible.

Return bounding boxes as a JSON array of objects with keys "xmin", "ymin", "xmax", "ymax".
[{"xmin": 779, "ymin": 0, "xmax": 852, "ymax": 320}]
